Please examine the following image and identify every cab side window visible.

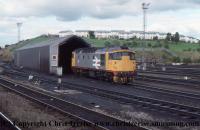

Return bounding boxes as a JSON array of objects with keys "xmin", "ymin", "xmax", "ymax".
[{"xmin": 129, "ymin": 53, "xmax": 135, "ymax": 60}]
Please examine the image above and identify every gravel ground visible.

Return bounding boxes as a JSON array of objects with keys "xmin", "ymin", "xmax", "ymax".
[
  {"xmin": 2, "ymin": 68, "xmax": 200, "ymax": 130},
  {"xmin": 0, "ymin": 86, "xmax": 98, "ymax": 130}
]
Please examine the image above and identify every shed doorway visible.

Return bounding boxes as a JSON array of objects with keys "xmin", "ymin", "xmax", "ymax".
[{"xmin": 58, "ymin": 36, "xmax": 89, "ymax": 74}]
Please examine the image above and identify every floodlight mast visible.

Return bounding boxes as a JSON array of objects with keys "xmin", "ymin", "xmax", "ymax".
[
  {"xmin": 142, "ymin": 3, "xmax": 150, "ymax": 69},
  {"xmin": 142, "ymin": 3, "xmax": 150, "ymax": 40},
  {"xmin": 17, "ymin": 22, "xmax": 23, "ymax": 42}
]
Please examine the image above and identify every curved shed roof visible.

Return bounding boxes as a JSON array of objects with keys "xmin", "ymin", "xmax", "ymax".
[{"xmin": 16, "ymin": 35, "xmax": 90, "ymax": 51}]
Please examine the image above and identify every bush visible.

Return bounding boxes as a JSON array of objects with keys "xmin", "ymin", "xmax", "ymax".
[
  {"xmin": 164, "ymin": 44, "xmax": 169, "ymax": 49},
  {"xmin": 147, "ymin": 43, "xmax": 152, "ymax": 47},
  {"xmin": 130, "ymin": 41, "xmax": 138, "ymax": 47},
  {"xmin": 104, "ymin": 41, "xmax": 112, "ymax": 47},
  {"xmin": 127, "ymin": 42, "xmax": 132, "ymax": 47},
  {"xmin": 197, "ymin": 48, "xmax": 200, "ymax": 52},
  {"xmin": 122, "ymin": 43, "xmax": 128, "ymax": 48},
  {"xmin": 152, "ymin": 43, "xmax": 162, "ymax": 48},
  {"xmin": 172, "ymin": 57, "xmax": 181, "ymax": 63},
  {"xmin": 183, "ymin": 58, "xmax": 192, "ymax": 64},
  {"xmin": 122, "ymin": 41, "xmax": 133, "ymax": 47},
  {"xmin": 112, "ymin": 40, "xmax": 121, "ymax": 46},
  {"xmin": 1, "ymin": 49, "xmax": 13, "ymax": 62}
]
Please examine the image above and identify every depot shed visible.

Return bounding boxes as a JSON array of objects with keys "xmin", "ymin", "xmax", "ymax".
[{"xmin": 14, "ymin": 35, "xmax": 90, "ymax": 74}]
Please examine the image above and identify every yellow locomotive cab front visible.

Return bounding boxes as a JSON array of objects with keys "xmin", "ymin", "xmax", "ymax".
[{"xmin": 106, "ymin": 50, "xmax": 137, "ymax": 83}]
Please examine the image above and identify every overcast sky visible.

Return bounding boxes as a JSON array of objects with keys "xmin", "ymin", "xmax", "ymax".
[{"xmin": 0, "ymin": 0, "xmax": 200, "ymax": 46}]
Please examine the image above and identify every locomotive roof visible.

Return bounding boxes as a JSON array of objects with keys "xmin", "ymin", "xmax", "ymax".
[
  {"xmin": 75, "ymin": 46, "xmax": 132, "ymax": 53},
  {"xmin": 75, "ymin": 47, "xmax": 101, "ymax": 53}
]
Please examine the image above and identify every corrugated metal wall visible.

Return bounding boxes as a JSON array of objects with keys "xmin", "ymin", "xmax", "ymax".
[
  {"xmin": 14, "ymin": 36, "xmax": 90, "ymax": 74},
  {"xmin": 15, "ymin": 46, "xmax": 50, "ymax": 73}
]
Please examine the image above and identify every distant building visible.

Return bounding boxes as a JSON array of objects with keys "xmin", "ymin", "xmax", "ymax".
[
  {"xmin": 75, "ymin": 30, "xmax": 90, "ymax": 37},
  {"xmin": 129, "ymin": 31, "xmax": 143, "ymax": 39},
  {"xmin": 59, "ymin": 30, "xmax": 73, "ymax": 37},
  {"xmin": 180, "ymin": 35, "xmax": 199, "ymax": 43},
  {"xmin": 110, "ymin": 30, "xmax": 125, "ymax": 38},
  {"xmin": 58, "ymin": 30, "xmax": 199, "ymax": 43},
  {"xmin": 157, "ymin": 33, "xmax": 167, "ymax": 40},
  {"xmin": 94, "ymin": 30, "xmax": 111, "ymax": 39},
  {"xmin": 118, "ymin": 32, "xmax": 133, "ymax": 39}
]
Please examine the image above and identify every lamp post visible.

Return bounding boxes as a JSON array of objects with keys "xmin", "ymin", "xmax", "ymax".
[{"xmin": 17, "ymin": 22, "xmax": 23, "ymax": 42}]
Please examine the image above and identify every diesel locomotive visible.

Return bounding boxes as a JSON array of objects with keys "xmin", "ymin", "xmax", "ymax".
[{"xmin": 71, "ymin": 46, "xmax": 137, "ymax": 83}]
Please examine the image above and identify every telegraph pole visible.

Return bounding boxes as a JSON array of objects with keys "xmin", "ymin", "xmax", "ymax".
[
  {"xmin": 17, "ymin": 22, "xmax": 23, "ymax": 42},
  {"xmin": 142, "ymin": 3, "xmax": 150, "ymax": 70}
]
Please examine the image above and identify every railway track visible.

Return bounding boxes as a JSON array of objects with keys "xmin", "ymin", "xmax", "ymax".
[
  {"xmin": 136, "ymin": 74, "xmax": 200, "ymax": 88},
  {"xmin": 0, "ymin": 112, "xmax": 21, "ymax": 130},
  {"xmin": 139, "ymin": 64, "xmax": 200, "ymax": 79},
  {"xmin": 3, "ymin": 69, "xmax": 200, "ymax": 121},
  {"xmin": 138, "ymin": 70, "xmax": 200, "ymax": 79},
  {"xmin": 5, "ymin": 66, "xmax": 200, "ymax": 88},
  {"xmin": 144, "ymin": 64, "xmax": 200, "ymax": 70},
  {"xmin": 130, "ymin": 82, "xmax": 200, "ymax": 103},
  {"xmin": 0, "ymin": 76, "xmax": 146, "ymax": 130}
]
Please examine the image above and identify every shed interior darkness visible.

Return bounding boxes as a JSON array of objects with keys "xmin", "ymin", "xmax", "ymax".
[{"xmin": 58, "ymin": 36, "xmax": 89, "ymax": 74}]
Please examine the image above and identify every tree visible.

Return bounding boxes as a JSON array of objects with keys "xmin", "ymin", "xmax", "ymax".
[
  {"xmin": 165, "ymin": 33, "xmax": 171, "ymax": 41},
  {"xmin": 5, "ymin": 44, "xmax": 10, "ymax": 48},
  {"xmin": 174, "ymin": 32, "xmax": 180, "ymax": 42},
  {"xmin": 88, "ymin": 31, "xmax": 95, "ymax": 39},
  {"xmin": 171, "ymin": 35, "xmax": 175, "ymax": 42},
  {"xmin": 130, "ymin": 36, "xmax": 137, "ymax": 40},
  {"xmin": 153, "ymin": 36, "xmax": 158, "ymax": 40}
]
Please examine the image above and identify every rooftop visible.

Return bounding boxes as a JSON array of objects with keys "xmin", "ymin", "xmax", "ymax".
[{"xmin": 16, "ymin": 35, "xmax": 90, "ymax": 51}]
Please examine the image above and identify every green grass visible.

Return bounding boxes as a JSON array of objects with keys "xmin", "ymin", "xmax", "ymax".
[
  {"xmin": 84, "ymin": 38, "xmax": 200, "ymax": 52},
  {"xmin": 84, "ymin": 38, "xmax": 106, "ymax": 47},
  {"xmin": 168, "ymin": 42, "xmax": 200, "ymax": 52},
  {"xmin": 8, "ymin": 35, "xmax": 53, "ymax": 52},
  {"xmin": 84, "ymin": 38, "xmax": 127, "ymax": 47}
]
